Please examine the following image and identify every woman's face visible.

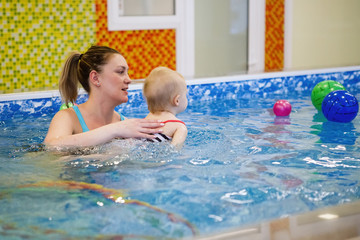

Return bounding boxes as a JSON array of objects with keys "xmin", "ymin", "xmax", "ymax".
[{"xmin": 98, "ymin": 54, "xmax": 132, "ymax": 104}]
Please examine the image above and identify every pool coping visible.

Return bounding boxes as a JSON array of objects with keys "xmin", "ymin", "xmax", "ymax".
[{"xmin": 1, "ymin": 65, "xmax": 360, "ymax": 102}]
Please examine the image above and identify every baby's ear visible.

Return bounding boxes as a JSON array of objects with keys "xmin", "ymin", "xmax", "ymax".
[{"xmin": 172, "ymin": 95, "xmax": 180, "ymax": 106}]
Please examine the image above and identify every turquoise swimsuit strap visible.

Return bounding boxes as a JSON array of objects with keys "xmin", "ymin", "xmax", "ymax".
[
  {"xmin": 72, "ymin": 105, "xmax": 90, "ymax": 132},
  {"xmin": 72, "ymin": 105, "xmax": 125, "ymax": 133}
]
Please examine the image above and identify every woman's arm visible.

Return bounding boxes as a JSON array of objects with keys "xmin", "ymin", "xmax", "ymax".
[{"xmin": 44, "ymin": 111, "xmax": 164, "ymax": 147}]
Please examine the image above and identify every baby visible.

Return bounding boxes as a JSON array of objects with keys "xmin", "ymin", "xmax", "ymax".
[{"xmin": 143, "ymin": 67, "xmax": 188, "ymax": 148}]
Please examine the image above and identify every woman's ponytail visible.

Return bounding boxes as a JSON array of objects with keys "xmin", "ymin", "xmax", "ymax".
[{"xmin": 59, "ymin": 52, "xmax": 81, "ymax": 104}]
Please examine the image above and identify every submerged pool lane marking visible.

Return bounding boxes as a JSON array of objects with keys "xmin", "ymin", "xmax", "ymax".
[{"xmin": 17, "ymin": 180, "xmax": 198, "ymax": 236}]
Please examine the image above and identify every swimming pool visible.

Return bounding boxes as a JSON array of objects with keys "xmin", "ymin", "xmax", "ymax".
[{"xmin": 0, "ymin": 67, "xmax": 360, "ymax": 239}]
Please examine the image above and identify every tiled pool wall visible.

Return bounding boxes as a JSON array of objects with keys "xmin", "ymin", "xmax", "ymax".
[{"xmin": 1, "ymin": 68, "xmax": 360, "ymax": 120}]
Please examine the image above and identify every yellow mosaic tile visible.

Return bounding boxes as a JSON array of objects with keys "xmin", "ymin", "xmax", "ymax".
[{"xmin": 0, "ymin": 0, "xmax": 95, "ymax": 94}]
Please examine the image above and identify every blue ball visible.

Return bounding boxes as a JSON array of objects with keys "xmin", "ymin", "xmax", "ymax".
[{"xmin": 322, "ymin": 90, "xmax": 359, "ymax": 123}]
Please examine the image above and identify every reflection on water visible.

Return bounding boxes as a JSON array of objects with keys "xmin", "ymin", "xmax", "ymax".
[
  {"xmin": 311, "ymin": 112, "xmax": 358, "ymax": 145},
  {"xmin": 274, "ymin": 116, "xmax": 291, "ymax": 125}
]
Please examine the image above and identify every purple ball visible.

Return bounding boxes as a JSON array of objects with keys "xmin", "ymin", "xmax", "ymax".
[{"xmin": 273, "ymin": 100, "xmax": 292, "ymax": 116}]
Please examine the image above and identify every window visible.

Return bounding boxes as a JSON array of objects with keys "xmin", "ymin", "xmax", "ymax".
[
  {"xmin": 116, "ymin": 0, "xmax": 175, "ymax": 16},
  {"xmin": 107, "ymin": 0, "xmax": 180, "ymax": 31},
  {"xmin": 107, "ymin": 0, "xmax": 262, "ymax": 78}
]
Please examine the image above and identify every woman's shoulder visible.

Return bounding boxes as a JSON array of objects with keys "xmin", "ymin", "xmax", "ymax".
[
  {"xmin": 54, "ymin": 107, "xmax": 87, "ymax": 134},
  {"xmin": 51, "ymin": 107, "xmax": 79, "ymax": 125}
]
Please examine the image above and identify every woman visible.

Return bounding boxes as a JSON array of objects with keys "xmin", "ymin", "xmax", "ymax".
[{"xmin": 44, "ymin": 46, "xmax": 164, "ymax": 147}]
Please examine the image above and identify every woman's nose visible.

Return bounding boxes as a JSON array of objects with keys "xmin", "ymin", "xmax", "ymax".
[{"xmin": 125, "ymin": 74, "xmax": 132, "ymax": 84}]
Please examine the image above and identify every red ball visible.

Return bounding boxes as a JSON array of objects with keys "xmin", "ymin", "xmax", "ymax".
[{"xmin": 273, "ymin": 100, "xmax": 292, "ymax": 116}]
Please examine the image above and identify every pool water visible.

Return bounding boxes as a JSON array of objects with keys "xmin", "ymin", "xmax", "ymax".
[{"xmin": 1, "ymin": 73, "xmax": 360, "ymax": 239}]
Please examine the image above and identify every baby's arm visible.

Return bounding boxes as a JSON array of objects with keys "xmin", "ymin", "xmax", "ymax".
[{"xmin": 171, "ymin": 124, "xmax": 188, "ymax": 148}]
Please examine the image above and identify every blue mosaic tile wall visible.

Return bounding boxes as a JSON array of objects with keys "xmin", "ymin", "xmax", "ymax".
[
  {"xmin": 187, "ymin": 70, "xmax": 360, "ymax": 102},
  {"xmin": 1, "ymin": 70, "xmax": 360, "ymax": 120}
]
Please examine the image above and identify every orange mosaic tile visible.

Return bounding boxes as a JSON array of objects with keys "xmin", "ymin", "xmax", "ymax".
[
  {"xmin": 95, "ymin": 0, "xmax": 176, "ymax": 80},
  {"xmin": 265, "ymin": 0, "xmax": 284, "ymax": 72}
]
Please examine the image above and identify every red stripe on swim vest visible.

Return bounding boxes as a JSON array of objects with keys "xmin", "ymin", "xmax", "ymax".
[{"xmin": 162, "ymin": 120, "xmax": 186, "ymax": 125}]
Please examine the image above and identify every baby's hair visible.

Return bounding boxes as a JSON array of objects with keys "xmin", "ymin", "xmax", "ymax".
[
  {"xmin": 59, "ymin": 45, "xmax": 121, "ymax": 104},
  {"xmin": 143, "ymin": 67, "xmax": 185, "ymax": 113}
]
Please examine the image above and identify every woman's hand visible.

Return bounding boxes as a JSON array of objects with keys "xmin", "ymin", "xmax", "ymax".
[{"xmin": 111, "ymin": 119, "xmax": 164, "ymax": 139}]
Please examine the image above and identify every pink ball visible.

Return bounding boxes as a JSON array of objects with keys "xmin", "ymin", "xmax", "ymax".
[{"xmin": 273, "ymin": 100, "xmax": 292, "ymax": 116}]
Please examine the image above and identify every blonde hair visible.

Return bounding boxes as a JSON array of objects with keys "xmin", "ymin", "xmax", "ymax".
[
  {"xmin": 143, "ymin": 67, "xmax": 185, "ymax": 113},
  {"xmin": 59, "ymin": 45, "xmax": 121, "ymax": 104}
]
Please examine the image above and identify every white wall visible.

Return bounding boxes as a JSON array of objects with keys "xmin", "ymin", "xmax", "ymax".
[
  {"xmin": 290, "ymin": 0, "xmax": 360, "ymax": 70},
  {"xmin": 194, "ymin": 0, "xmax": 248, "ymax": 78}
]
